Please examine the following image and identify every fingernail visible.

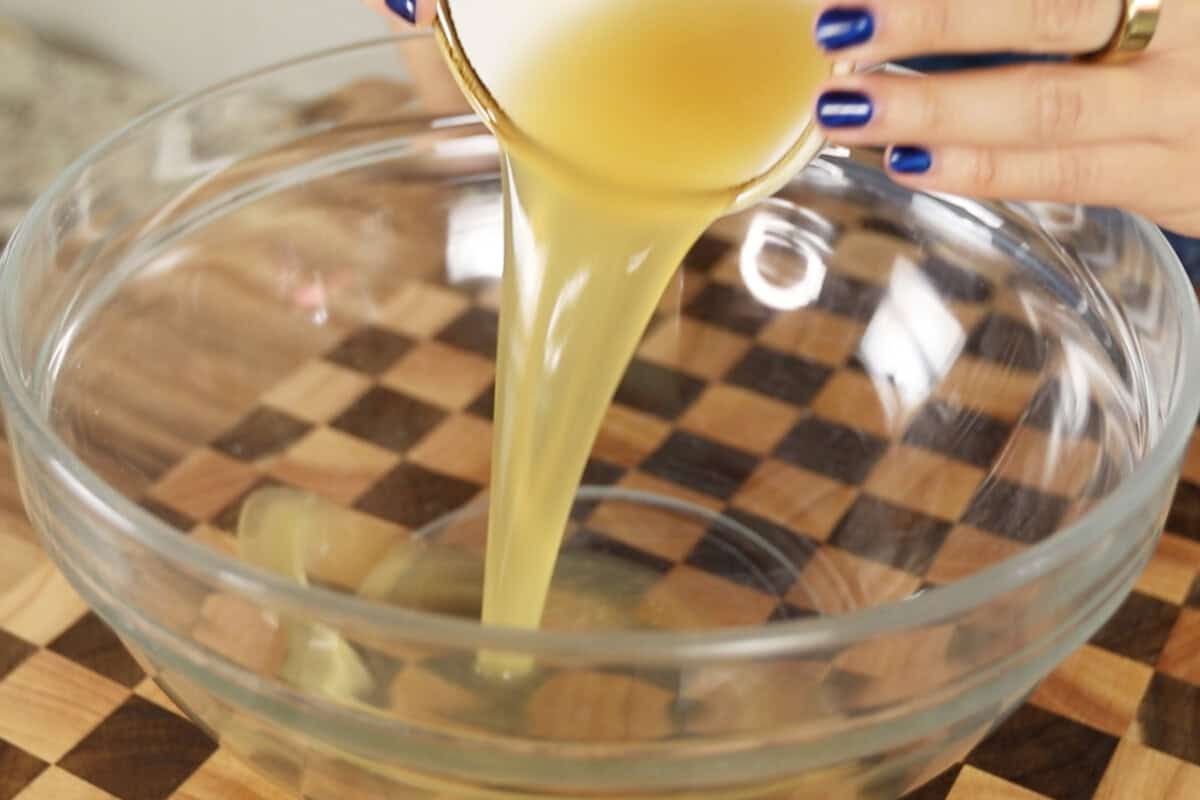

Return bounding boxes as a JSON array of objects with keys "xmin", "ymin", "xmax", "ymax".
[
  {"xmin": 385, "ymin": 0, "xmax": 418, "ymax": 23},
  {"xmin": 817, "ymin": 90, "xmax": 874, "ymax": 128},
  {"xmin": 889, "ymin": 146, "xmax": 933, "ymax": 175},
  {"xmin": 816, "ymin": 8, "xmax": 875, "ymax": 51}
]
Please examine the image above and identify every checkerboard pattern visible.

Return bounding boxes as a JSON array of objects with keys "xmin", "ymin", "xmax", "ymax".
[{"xmin": 3, "ymin": 187, "xmax": 1200, "ymax": 797}]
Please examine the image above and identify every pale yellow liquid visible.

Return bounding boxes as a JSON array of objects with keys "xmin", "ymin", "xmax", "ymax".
[
  {"xmin": 458, "ymin": 0, "xmax": 833, "ymax": 656},
  {"xmin": 227, "ymin": 8, "xmax": 861, "ymax": 794},
  {"xmin": 237, "ymin": 0, "xmax": 832, "ymax": 677}
]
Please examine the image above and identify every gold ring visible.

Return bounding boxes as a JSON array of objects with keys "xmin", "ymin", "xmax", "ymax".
[{"xmin": 1080, "ymin": 0, "xmax": 1162, "ymax": 63}]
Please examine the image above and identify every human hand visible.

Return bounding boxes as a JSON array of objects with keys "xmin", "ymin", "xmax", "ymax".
[
  {"xmin": 359, "ymin": 0, "xmax": 435, "ymax": 27},
  {"xmin": 813, "ymin": 0, "xmax": 1200, "ymax": 236}
]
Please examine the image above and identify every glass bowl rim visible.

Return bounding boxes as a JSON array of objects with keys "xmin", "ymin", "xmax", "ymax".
[{"xmin": 2, "ymin": 34, "xmax": 1199, "ymax": 664}]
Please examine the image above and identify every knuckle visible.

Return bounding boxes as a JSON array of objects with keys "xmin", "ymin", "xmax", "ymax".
[
  {"xmin": 1030, "ymin": 72, "xmax": 1088, "ymax": 140},
  {"xmin": 1033, "ymin": 0, "xmax": 1103, "ymax": 47},
  {"xmin": 1048, "ymin": 150, "xmax": 1096, "ymax": 198},
  {"xmin": 911, "ymin": 79, "xmax": 945, "ymax": 133},
  {"xmin": 901, "ymin": 0, "xmax": 954, "ymax": 46},
  {"xmin": 964, "ymin": 150, "xmax": 1000, "ymax": 192}
]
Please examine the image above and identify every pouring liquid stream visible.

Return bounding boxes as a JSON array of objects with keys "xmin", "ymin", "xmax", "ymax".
[
  {"xmin": 432, "ymin": 0, "xmax": 836, "ymax": 675},
  {"xmin": 239, "ymin": 0, "xmax": 837, "ymax": 682}
]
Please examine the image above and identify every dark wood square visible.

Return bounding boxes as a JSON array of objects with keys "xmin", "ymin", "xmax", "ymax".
[
  {"xmin": 898, "ymin": 764, "xmax": 961, "ymax": 800},
  {"xmin": 828, "ymin": 495, "xmax": 953, "ymax": 576},
  {"xmin": 725, "ymin": 346, "xmax": 834, "ymax": 408},
  {"xmin": 136, "ymin": 497, "xmax": 196, "ymax": 534},
  {"xmin": 60, "ymin": 695, "xmax": 217, "ymax": 800},
  {"xmin": 1136, "ymin": 672, "xmax": 1200, "ymax": 766},
  {"xmin": 1186, "ymin": 574, "xmax": 1200, "ymax": 608},
  {"xmin": 1025, "ymin": 381, "xmax": 1103, "ymax": 439},
  {"xmin": 571, "ymin": 459, "xmax": 627, "ymax": 521},
  {"xmin": 902, "ymin": 400, "xmax": 1013, "ymax": 469},
  {"xmin": 466, "ymin": 383, "xmax": 495, "ymax": 421},
  {"xmin": 1089, "ymin": 590, "xmax": 1181, "ymax": 666},
  {"xmin": 1167, "ymin": 480, "xmax": 1200, "ymax": 541},
  {"xmin": 331, "ymin": 385, "xmax": 447, "ymax": 453},
  {"xmin": 962, "ymin": 478, "xmax": 1070, "ymax": 544},
  {"xmin": 613, "ymin": 359, "xmax": 706, "ymax": 421},
  {"xmin": 813, "ymin": 272, "xmax": 884, "ymax": 322},
  {"xmin": 683, "ymin": 507, "xmax": 815, "ymax": 595},
  {"xmin": 681, "ymin": 234, "xmax": 733, "ymax": 274},
  {"xmin": 964, "ymin": 313, "xmax": 1047, "ymax": 373},
  {"xmin": 0, "ymin": 628, "xmax": 36, "ymax": 683},
  {"xmin": 965, "ymin": 703, "xmax": 1118, "ymax": 799},
  {"xmin": 918, "ymin": 256, "xmax": 993, "ymax": 304},
  {"xmin": 435, "ymin": 306, "xmax": 499, "ymax": 359},
  {"xmin": 567, "ymin": 527, "xmax": 674, "ymax": 575},
  {"xmin": 210, "ymin": 407, "xmax": 313, "ymax": 462},
  {"xmin": 355, "ymin": 462, "xmax": 481, "ymax": 528},
  {"xmin": 0, "ymin": 741, "xmax": 46, "ymax": 800},
  {"xmin": 767, "ymin": 602, "xmax": 818, "ymax": 623},
  {"xmin": 640, "ymin": 431, "xmax": 759, "ymax": 501},
  {"xmin": 49, "ymin": 613, "xmax": 145, "ymax": 688},
  {"xmin": 325, "ymin": 325, "xmax": 415, "ymax": 375},
  {"xmin": 683, "ymin": 282, "xmax": 772, "ymax": 336},
  {"xmin": 775, "ymin": 416, "xmax": 888, "ymax": 485},
  {"xmin": 859, "ymin": 216, "xmax": 908, "ymax": 240}
]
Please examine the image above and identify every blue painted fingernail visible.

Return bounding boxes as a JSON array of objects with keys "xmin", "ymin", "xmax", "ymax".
[
  {"xmin": 816, "ymin": 8, "xmax": 875, "ymax": 51},
  {"xmin": 889, "ymin": 146, "xmax": 933, "ymax": 175},
  {"xmin": 817, "ymin": 90, "xmax": 874, "ymax": 128},
  {"xmin": 385, "ymin": 0, "xmax": 418, "ymax": 23}
]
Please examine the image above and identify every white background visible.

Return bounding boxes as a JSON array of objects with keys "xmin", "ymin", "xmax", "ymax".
[{"xmin": 0, "ymin": 0, "xmax": 388, "ymax": 90}]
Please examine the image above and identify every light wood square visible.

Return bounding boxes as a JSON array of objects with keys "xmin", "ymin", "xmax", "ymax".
[
  {"xmin": 269, "ymin": 428, "xmax": 399, "ymax": 505},
  {"xmin": 408, "ymin": 414, "xmax": 494, "ymax": 485},
  {"xmin": 758, "ymin": 308, "xmax": 864, "ymax": 367},
  {"xmin": 789, "ymin": 547, "xmax": 921, "ymax": 614},
  {"xmin": 169, "ymin": 749, "xmax": 293, "ymax": 800},
  {"xmin": 731, "ymin": 460, "xmax": 857, "ymax": 542},
  {"xmin": 1159, "ymin": 608, "xmax": 1200, "ymax": 685},
  {"xmin": 0, "ymin": 650, "xmax": 127, "ymax": 762},
  {"xmin": 947, "ymin": 766, "xmax": 1051, "ymax": 799},
  {"xmin": 638, "ymin": 566, "xmax": 776, "ymax": 631},
  {"xmin": 812, "ymin": 369, "xmax": 909, "ymax": 439},
  {"xmin": 526, "ymin": 670, "xmax": 674, "ymax": 742},
  {"xmin": 148, "ymin": 449, "xmax": 261, "ymax": 522},
  {"xmin": 1136, "ymin": 534, "xmax": 1200, "ymax": 605},
  {"xmin": 0, "ymin": 564, "xmax": 90, "ymax": 646},
  {"xmin": 590, "ymin": 405, "xmax": 671, "ymax": 468},
  {"xmin": 680, "ymin": 384, "xmax": 800, "ymax": 454},
  {"xmin": 262, "ymin": 360, "xmax": 372, "ymax": 424},
  {"xmin": 1094, "ymin": 739, "xmax": 1200, "ymax": 800},
  {"xmin": 996, "ymin": 426, "xmax": 1101, "ymax": 498},
  {"xmin": 637, "ymin": 318, "xmax": 751, "ymax": 380},
  {"xmin": 15, "ymin": 767, "xmax": 120, "ymax": 800},
  {"xmin": 382, "ymin": 341, "xmax": 494, "ymax": 411},
  {"xmin": 586, "ymin": 472, "xmax": 716, "ymax": 563},
  {"xmin": 1031, "ymin": 644, "xmax": 1153, "ymax": 737},
  {"xmin": 925, "ymin": 526, "xmax": 1027, "ymax": 586},
  {"xmin": 935, "ymin": 355, "xmax": 1041, "ymax": 423},
  {"xmin": 864, "ymin": 445, "xmax": 986, "ymax": 522},
  {"xmin": 379, "ymin": 281, "xmax": 470, "ymax": 339}
]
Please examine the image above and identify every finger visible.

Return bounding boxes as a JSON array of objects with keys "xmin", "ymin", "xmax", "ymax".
[
  {"xmin": 883, "ymin": 142, "xmax": 1168, "ymax": 209},
  {"xmin": 360, "ymin": 0, "xmax": 437, "ymax": 26},
  {"xmin": 816, "ymin": 64, "xmax": 1170, "ymax": 147},
  {"xmin": 815, "ymin": 0, "xmax": 1122, "ymax": 62}
]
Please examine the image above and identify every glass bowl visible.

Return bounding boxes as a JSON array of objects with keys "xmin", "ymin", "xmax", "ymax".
[{"xmin": 3, "ymin": 36, "xmax": 1199, "ymax": 799}]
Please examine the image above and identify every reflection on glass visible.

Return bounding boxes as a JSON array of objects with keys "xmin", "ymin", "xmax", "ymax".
[
  {"xmin": 738, "ymin": 207, "xmax": 827, "ymax": 311},
  {"xmin": 858, "ymin": 257, "xmax": 964, "ymax": 415}
]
